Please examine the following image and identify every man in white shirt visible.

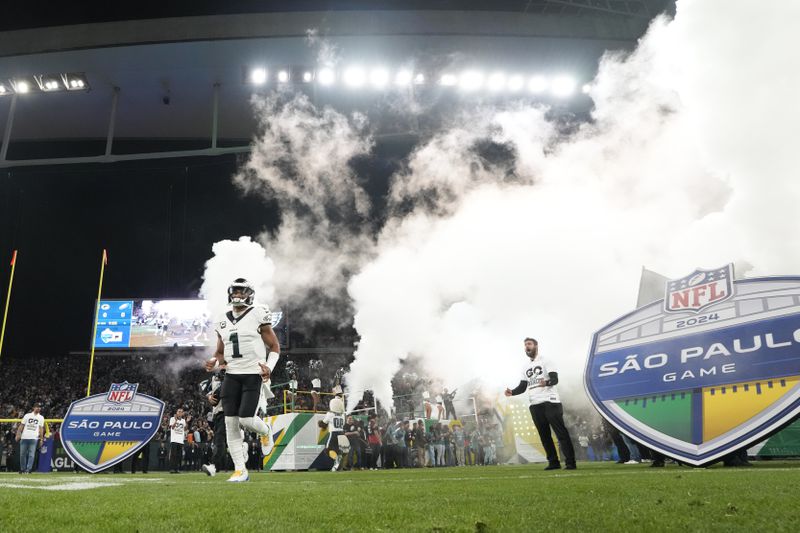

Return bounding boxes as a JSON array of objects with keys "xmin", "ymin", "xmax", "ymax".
[
  {"xmin": 168, "ymin": 408, "xmax": 189, "ymax": 473},
  {"xmin": 15, "ymin": 403, "xmax": 45, "ymax": 474},
  {"xmin": 505, "ymin": 337, "xmax": 577, "ymax": 470}
]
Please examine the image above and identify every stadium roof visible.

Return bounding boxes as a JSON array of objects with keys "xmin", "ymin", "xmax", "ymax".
[{"xmin": 0, "ymin": 1, "xmax": 674, "ymax": 165}]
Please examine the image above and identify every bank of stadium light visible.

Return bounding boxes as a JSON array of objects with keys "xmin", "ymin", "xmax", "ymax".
[
  {"xmin": 369, "ymin": 68, "xmax": 389, "ymax": 89},
  {"xmin": 11, "ymin": 79, "xmax": 30, "ymax": 94},
  {"xmin": 277, "ymin": 70, "xmax": 290, "ymax": 83},
  {"xmin": 439, "ymin": 73, "xmax": 457, "ymax": 87},
  {"xmin": 317, "ymin": 67, "xmax": 335, "ymax": 86},
  {"xmin": 62, "ymin": 73, "xmax": 89, "ymax": 91},
  {"xmin": 34, "ymin": 74, "xmax": 63, "ymax": 92},
  {"xmin": 528, "ymin": 75, "xmax": 548, "ymax": 94},
  {"xmin": 458, "ymin": 70, "xmax": 484, "ymax": 92},
  {"xmin": 507, "ymin": 74, "xmax": 524, "ymax": 92},
  {"xmin": 395, "ymin": 69, "xmax": 413, "ymax": 86},
  {"xmin": 0, "ymin": 83, "xmax": 7, "ymax": 96},
  {"xmin": 343, "ymin": 66, "xmax": 366, "ymax": 88},
  {"xmin": 249, "ymin": 67, "xmax": 267, "ymax": 85},
  {"xmin": 302, "ymin": 71, "xmax": 313, "ymax": 83},
  {"xmin": 582, "ymin": 83, "xmax": 591, "ymax": 94},
  {"xmin": 414, "ymin": 73, "xmax": 425, "ymax": 85},
  {"xmin": 486, "ymin": 72, "xmax": 507, "ymax": 92},
  {"xmin": 551, "ymin": 75, "xmax": 577, "ymax": 98}
]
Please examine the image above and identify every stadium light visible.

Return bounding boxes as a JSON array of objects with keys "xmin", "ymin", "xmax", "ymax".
[
  {"xmin": 582, "ymin": 83, "xmax": 591, "ymax": 94},
  {"xmin": 302, "ymin": 71, "xmax": 313, "ymax": 83},
  {"xmin": 0, "ymin": 84, "xmax": 6, "ymax": 95},
  {"xmin": 277, "ymin": 70, "xmax": 290, "ymax": 83},
  {"xmin": 508, "ymin": 74, "xmax": 524, "ymax": 92},
  {"xmin": 369, "ymin": 68, "xmax": 389, "ymax": 89},
  {"xmin": 343, "ymin": 66, "xmax": 366, "ymax": 88},
  {"xmin": 458, "ymin": 70, "xmax": 484, "ymax": 92},
  {"xmin": 318, "ymin": 67, "xmax": 335, "ymax": 86},
  {"xmin": 14, "ymin": 80, "xmax": 30, "ymax": 94},
  {"xmin": 528, "ymin": 75, "xmax": 548, "ymax": 94},
  {"xmin": 551, "ymin": 75, "xmax": 576, "ymax": 98},
  {"xmin": 487, "ymin": 72, "xmax": 506, "ymax": 92},
  {"xmin": 395, "ymin": 69, "xmax": 413, "ymax": 86},
  {"xmin": 439, "ymin": 73, "xmax": 457, "ymax": 86},
  {"xmin": 250, "ymin": 68, "xmax": 267, "ymax": 85},
  {"xmin": 414, "ymin": 73, "xmax": 425, "ymax": 85}
]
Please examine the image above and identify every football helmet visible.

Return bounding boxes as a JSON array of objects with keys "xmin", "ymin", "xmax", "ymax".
[
  {"xmin": 227, "ymin": 278, "xmax": 255, "ymax": 306},
  {"xmin": 329, "ymin": 397, "xmax": 345, "ymax": 414}
]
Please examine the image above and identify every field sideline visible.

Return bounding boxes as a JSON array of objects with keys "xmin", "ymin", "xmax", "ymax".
[{"xmin": 1, "ymin": 461, "xmax": 799, "ymax": 532}]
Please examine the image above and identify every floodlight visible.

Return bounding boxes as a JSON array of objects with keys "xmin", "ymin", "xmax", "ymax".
[
  {"xmin": 250, "ymin": 68, "xmax": 267, "ymax": 85},
  {"xmin": 528, "ymin": 75, "xmax": 548, "ymax": 93},
  {"xmin": 487, "ymin": 72, "xmax": 506, "ymax": 92},
  {"xmin": 318, "ymin": 68, "xmax": 335, "ymax": 86},
  {"xmin": 458, "ymin": 70, "xmax": 484, "ymax": 91},
  {"xmin": 508, "ymin": 75, "xmax": 524, "ymax": 92},
  {"xmin": 551, "ymin": 75, "xmax": 576, "ymax": 98},
  {"xmin": 440, "ymin": 73, "xmax": 457, "ymax": 86},
  {"xmin": 395, "ymin": 69, "xmax": 413, "ymax": 86},
  {"xmin": 369, "ymin": 68, "xmax": 389, "ymax": 88},
  {"xmin": 343, "ymin": 66, "xmax": 366, "ymax": 88}
]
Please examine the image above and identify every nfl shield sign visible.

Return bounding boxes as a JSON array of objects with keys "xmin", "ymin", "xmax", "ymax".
[
  {"xmin": 584, "ymin": 266, "xmax": 800, "ymax": 466},
  {"xmin": 61, "ymin": 382, "xmax": 164, "ymax": 473},
  {"xmin": 664, "ymin": 264, "xmax": 734, "ymax": 314}
]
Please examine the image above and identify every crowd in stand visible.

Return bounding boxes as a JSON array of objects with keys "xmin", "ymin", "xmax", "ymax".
[{"xmin": 0, "ymin": 354, "xmax": 637, "ymax": 472}]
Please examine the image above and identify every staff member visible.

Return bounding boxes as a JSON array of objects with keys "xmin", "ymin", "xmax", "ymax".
[
  {"xmin": 16, "ymin": 403, "xmax": 44, "ymax": 474},
  {"xmin": 505, "ymin": 337, "xmax": 577, "ymax": 470}
]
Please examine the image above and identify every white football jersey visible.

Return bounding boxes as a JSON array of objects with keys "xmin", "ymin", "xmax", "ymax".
[
  {"xmin": 322, "ymin": 411, "xmax": 345, "ymax": 433},
  {"xmin": 215, "ymin": 304, "xmax": 272, "ymax": 375},
  {"xmin": 521, "ymin": 356, "xmax": 561, "ymax": 405}
]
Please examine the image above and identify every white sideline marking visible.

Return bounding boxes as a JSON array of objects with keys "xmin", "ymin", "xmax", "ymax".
[{"xmin": 0, "ymin": 481, "xmax": 122, "ymax": 491}]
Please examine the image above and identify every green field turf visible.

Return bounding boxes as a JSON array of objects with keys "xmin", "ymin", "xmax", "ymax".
[{"xmin": 1, "ymin": 462, "xmax": 799, "ymax": 532}]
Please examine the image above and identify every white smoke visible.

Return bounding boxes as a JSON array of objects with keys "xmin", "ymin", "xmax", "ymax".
[
  {"xmin": 347, "ymin": 0, "xmax": 800, "ymax": 410},
  {"xmin": 232, "ymin": 93, "xmax": 375, "ymax": 311},
  {"xmin": 199, "ymin": 237, "xmax": 276, "ymax": 321}
]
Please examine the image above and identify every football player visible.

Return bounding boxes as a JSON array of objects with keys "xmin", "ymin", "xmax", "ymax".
[
  {"xmin": 318, "ymin": 396, "xmax": 347, "ymax": 471},
  {"xmin": 204, "ymin": 278, "xmax": 280, "ymax": 482}
]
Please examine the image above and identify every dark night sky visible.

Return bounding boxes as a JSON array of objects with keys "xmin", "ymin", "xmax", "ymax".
[
  {"xmin": 0, "ymin": 142, "xmax": 404, "ymax": 358},
  {"xmin": 0, "ymin": 156, "xmax": 280, "ymax": 357}
]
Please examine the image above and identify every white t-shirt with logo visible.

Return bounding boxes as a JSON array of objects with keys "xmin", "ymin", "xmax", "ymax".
[
  {"xmin": 170, "ymin": 417, "xmax": 187, "ymax": 444},
  {"xmin": 521, "ymin": 357, "xmax": 561, "ymax": 405},
  {"xmin": 214, "ymin": 304, "xmax": 272, "ymax": 375},
  {"xmin": 20, "ymin": 412, "xmax": 45, "ymax": 440}
]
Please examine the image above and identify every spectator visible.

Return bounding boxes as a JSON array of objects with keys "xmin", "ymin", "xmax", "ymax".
[{"xmin": 16, "ymin": 403, "xmax": 44, "ymax": 474}]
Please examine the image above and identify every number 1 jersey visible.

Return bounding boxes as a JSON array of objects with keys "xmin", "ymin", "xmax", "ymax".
[{"xmin": 215, "ymin": 304, "xmax": 272, "ymax": 375}]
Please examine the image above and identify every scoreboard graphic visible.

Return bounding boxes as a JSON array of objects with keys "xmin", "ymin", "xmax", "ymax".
[{"xmin": 584, "ymin": 266, "xmax": 800, "ymax": 466}]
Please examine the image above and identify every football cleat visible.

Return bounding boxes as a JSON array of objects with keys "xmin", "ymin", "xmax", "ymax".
[
  {"xmin": 201, "ymin": 464, "xmax": 217, "ymax": 477},
  {"xmin": 227, "ymin": 469, "xmax": 249, "ymax": 482},
  {"xmin": 260, "ymin": 432, "xmax": 275, "ymax": 457}
]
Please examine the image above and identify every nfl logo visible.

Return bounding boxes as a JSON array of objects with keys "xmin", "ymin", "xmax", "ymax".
[
  {"xmin": 664, "ymin": 264, "xmax": 734, "ymax": 314},
  {"xmin": 106, "ymin": 382, "xmax": 138, "ymax": 404}
]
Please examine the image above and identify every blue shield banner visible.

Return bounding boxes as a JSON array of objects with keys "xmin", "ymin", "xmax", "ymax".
[
  {"xmin": 61, "ymin": 382, "xmax": 164, "ymax": 473},
  {"xmin": 585, "ymin": 270, "xmax": 800, "ymax": 466}
]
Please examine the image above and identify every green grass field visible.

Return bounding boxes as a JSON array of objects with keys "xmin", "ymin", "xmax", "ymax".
[{"xmin": 2, "ymin": 462, "xmax": 799, "ymax": 532}]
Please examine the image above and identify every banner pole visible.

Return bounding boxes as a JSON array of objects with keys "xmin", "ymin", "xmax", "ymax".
[
  {"xmin": 87, "ymin": 249, "xmax": 108, "ymax": 397},
  {"xmin": 0, "ymin": 250, "xmax": 18, "ymax": 362}
]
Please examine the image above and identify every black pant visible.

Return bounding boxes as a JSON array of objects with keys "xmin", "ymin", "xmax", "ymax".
[
  {"xmin": 212, "ymin": 412, "xmax": 227, "ymax": 470},
  {"xmin": 529, "ymin": 402, "xmax": 576, "ymax": 467},
  {"xmin": 132, "ymin": 441, "xmax": 151, "ymax": 473},
  {"xmin": 169, "ymin": 442, "xmax": 182, "ymax": 472},
  {"xmin": 221, "ymin": 373, "xmax": 262, "ymax": 418},
  {"xmin": 608, "ymin": 425, "xmax": 630, "ymax": 462},
  {"xmin": 445, "ymin": 402, "xmax": 457, "ymax": 420},
  {"xmin": 369, "ymin": 443, "xmax": 381, "ymax": 468}
]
